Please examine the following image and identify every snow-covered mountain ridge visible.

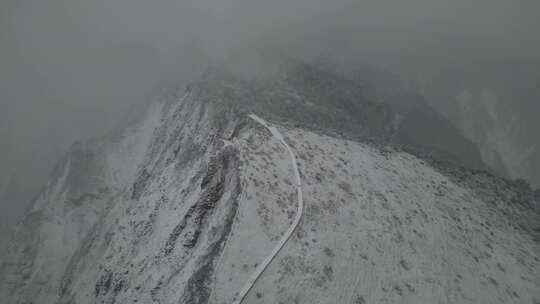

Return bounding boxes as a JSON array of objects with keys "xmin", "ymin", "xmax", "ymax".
[{"xmin": 1, "ymin": 63, "xmax": 539, "ymax": 304}]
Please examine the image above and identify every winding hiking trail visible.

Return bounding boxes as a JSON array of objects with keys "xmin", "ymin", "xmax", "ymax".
[{"xmin": 231, "ymin": 114, "xmax": 304, "ymax": 304}]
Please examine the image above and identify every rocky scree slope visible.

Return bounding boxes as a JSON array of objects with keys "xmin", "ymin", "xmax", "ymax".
[{"xmin": 0, "ymin": 64, "xmax": 539, "ymax": 304}]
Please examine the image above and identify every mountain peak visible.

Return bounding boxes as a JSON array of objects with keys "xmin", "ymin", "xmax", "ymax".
[{"xmin": 1, "ymin": 62, "xmax": 538, "ymax": 304}]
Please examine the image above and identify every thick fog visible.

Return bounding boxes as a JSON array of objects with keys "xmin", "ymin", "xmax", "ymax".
[{"xmin": 1, "ymin": 0, "xmax": 539, "ymax": 226}]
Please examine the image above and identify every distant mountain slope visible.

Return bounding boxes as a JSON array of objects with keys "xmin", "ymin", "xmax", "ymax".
[
  {"xmin": 1, "ymin": 62, "xmax": 538, "ymax": 304},
  {"xmin": 411, "ymin": 59, "xmax": 540, "ymax": 187},
  {"xmin": 0, "ymin": 223, "xmax": 9, "ymax": 263}
]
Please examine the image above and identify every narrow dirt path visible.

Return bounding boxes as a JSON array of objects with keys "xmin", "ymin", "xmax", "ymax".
[{"xmin": 231, "ymin": 114, "xmax": 304, "ymax": 304}]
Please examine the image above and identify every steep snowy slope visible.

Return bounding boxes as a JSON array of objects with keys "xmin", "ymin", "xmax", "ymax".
[
  {"xmin": 1, "ymin": 64, "xmax": 539, "ymax": 304},
  {"xmin": 0, "ymin": 101, "xmax": 164, "ymax": 303}
]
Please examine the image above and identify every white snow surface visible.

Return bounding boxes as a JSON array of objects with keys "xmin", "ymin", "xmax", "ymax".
[
  {"xmin": 0, "ymin": 88, "xmax": 539, "ymax": 304},
  {"xmin": 212, "ymin": 125, "xmax": 539, "ymax": 304}
]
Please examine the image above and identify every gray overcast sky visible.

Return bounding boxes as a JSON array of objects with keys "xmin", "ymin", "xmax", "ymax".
[{"xmin": 1, "ymin": 0, "xmax": 539, "ymax": 225}]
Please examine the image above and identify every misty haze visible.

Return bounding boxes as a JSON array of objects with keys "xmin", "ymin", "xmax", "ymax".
[{"xmin": 1, "ymin": 0, "xmax": 539, "ymax": 303}]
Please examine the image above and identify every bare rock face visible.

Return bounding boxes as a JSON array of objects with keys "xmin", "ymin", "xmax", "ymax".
[{"xmin": 1, "ymin": 62, "xmax": 538, "ymax": 304}]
